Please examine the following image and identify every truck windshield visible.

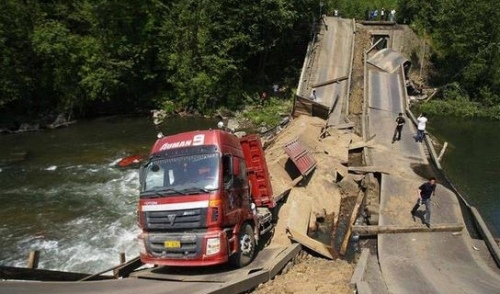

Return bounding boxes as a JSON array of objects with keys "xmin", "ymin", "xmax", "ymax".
[{"xmin": 141, "ymin": 153, "xmax": 219, "ymax": 195}]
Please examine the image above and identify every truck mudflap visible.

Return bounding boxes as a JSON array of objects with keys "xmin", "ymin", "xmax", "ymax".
[{"xmin": 138, "ymin": 230, "xmax": 230, "ymax": 266}]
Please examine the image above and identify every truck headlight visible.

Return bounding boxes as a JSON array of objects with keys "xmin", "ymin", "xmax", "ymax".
[{"xmin": 206, "ymin": 238, "xmax": 220, "ymax": 256}]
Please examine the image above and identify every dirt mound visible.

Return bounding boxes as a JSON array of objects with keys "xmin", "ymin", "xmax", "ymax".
[{"xmin": 254, "ymin": 254, "xmax": 354, "ymax": 294}]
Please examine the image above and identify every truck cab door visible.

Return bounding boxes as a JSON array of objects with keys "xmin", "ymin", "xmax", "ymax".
[{"xmin": 222, "ymin": 155, "xmax": 249, "ymax": 226}]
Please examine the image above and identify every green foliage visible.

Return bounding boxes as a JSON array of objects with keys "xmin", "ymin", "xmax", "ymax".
[
  {"xmin": 399, "ymin": 0, "xmax": 500, "ymax": 116},
  {"xmin": 0, "ymin": 0, "xmax": 35, "ymax": 108},
  {"xmin": 160, "ymin": 100, "xmax": 177, "ymax": 116},
  {"xmin": 0, "ymin": 0, "xmax": 317, "ymax": 118},
  {"xmin": 242, "ymin": 95, "xmax": 294, "ymax": 127},
  {"xmin": 418, "ymin": 100, "xmax": 481, "ymax": 118}
]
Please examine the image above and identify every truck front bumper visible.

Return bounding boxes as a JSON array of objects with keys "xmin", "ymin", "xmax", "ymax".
[{"xmin": 138, "ymin": 230, "xmax": 229, "ymax": 266}]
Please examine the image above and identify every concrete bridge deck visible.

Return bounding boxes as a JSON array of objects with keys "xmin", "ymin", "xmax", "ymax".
[
  {"xmin": 299, "ymin": 17, "xmax": 354, "ymax": 125},
  {"xmin": 365, "ymin": 46, "xmax": 500, "ymax": 292}
]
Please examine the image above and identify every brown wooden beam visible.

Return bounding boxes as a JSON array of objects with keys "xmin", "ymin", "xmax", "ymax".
[
  {"xmin": 312, "ymin": 76, "xmax": 348, "ymax": 88},
  {"xmin": 352, "ymin": 224, "xmax": 464, "ymax": 236}
]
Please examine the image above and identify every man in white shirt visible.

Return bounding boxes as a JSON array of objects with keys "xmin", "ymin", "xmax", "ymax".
[
  {"xmin": 416, "ymin": 113, "xmax": 427, "ymax": 142},
  {"xmin": 390, "ymin": 9, "xmax": 396, "ymax": 22}
]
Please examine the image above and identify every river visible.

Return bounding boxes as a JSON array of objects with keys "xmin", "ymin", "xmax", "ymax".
[
  {"xmin": 429, "ymin": 118, "xmax": 500, "ymax": 237},
  {"xmin": 1, "ymin": 115, "xmax": 497, "ymax": 274},
  {"xmin": 0, "ymin": 116, "xmax": 216, "ymax": 273}
]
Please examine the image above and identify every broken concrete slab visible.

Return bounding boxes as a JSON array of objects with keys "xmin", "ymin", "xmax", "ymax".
[
  {"xmin": 286, "ymin": 227, "xmax": 336, "ymax": 260},
  {"xmin": 287, "ymin": 198, "xmax": 312, "ymax": 235}
]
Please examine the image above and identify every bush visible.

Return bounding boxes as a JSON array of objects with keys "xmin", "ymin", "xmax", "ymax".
[
  {"xmin": 418, "ymin": 100, "xmax": 480, "ymax": 118},
  {"xmin": 241, "ymin": 96, "xmax": 293, "ymax": 127}
]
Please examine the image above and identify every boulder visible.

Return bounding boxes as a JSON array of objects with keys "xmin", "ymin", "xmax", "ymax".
[{"xmin": 227, "ymin": 118, "xmax": 240, "ymax": 130}]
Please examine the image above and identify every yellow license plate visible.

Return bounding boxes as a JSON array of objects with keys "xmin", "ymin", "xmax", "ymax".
[{"xmin": 164, "ymin": 240, "xmax": 181, "ymax": 248}]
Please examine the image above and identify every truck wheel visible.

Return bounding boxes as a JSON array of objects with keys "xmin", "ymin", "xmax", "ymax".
[{"xmin": 229, "ymin": 223, "xmax": 255, "ymax": 268}]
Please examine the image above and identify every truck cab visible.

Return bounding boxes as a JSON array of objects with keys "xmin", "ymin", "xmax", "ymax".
[{"xmin": 137, "ymin": 129, "xmax": 273, "ymax": 267}]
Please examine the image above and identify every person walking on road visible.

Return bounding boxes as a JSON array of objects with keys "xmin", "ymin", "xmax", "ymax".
[
  {"xmin": 415, "ymin": 112, "xmax": 427, "ymax": 142},
  {"xmin": 392, "ymin": 112, "xmax": 406, "ymax": 143},
  {"xmin": 411, "ymin": 177, "xmax": 436, "ymax": 228}
]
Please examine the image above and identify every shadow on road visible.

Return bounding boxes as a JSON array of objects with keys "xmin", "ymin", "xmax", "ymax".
[{"xmin": 409, "ymin": 163, "xmax": 434, "ymax": 179}]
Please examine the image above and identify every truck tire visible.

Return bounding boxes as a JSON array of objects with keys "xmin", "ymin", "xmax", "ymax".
[{"xmin": 229, "ymin": 223, "xmax": 255, "ymax": 268}]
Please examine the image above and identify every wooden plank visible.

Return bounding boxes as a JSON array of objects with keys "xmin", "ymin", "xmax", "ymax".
[
  {"xmin": 312, "ymin": 75, "xmax": 348, "ymax": 88},
  {"xmin": 349, "ymin": 139, "xmax": 375, "ymax": 150},
  {"xmin": 352, "ymin": 224, "xmax": 464, "ymax": 236},
  {"xmin": 79, "ymin": 257, "xmax": 142, "ymax": 281},
  {"xmin": 0, "ymin": 266, "xmax": 112, "ymax": 281},
  {"xmin": 114, "ymin": 256, "xmax": 143, "ymax": 278},
  {"xmin": 348, "ymin": 166, "xmax": 390, "ymax": 174},
  {"xmin": 332, "ymin": 160, "xmax": 348, "ymax": 178},
  {"xmin": 340, "ymin": 191, "xmax": 365, "ymax": 255},
  {"xmin": 286, "ymin": 227, "xmax": 336, "ymax": 260},
  {"xmin": 438, "ymin": 142, "xmax": 448, "ymax": 162},
  {"xmin": 328, "ymin": 122, "xmax": 355, "ymax": 129},
  {"xmin": 350, "ymin": 248, "xmax": 370, "ymax": 287},
  {"xmin": 27, "ymin": 251, "xmax": 40, "ymax": 269}
]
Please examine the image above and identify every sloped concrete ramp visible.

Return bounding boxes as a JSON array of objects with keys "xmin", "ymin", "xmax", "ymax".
[
  {"xmin": 367, "ymin": 48, "xmax": 409, "ymax": 73},
  {"xmin": 365, "ymin": 48, "xmax": 500, "ymax": 293}
]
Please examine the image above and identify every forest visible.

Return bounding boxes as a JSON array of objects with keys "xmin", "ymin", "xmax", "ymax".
[{"xmin": 0, "ymin": 0, "xmax": 499, "ymax": 121}]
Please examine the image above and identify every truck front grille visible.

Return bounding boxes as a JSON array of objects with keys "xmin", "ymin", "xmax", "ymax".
[{"xmin": 144, "ymin": 208, "xmax": 207, "ymax": 230}]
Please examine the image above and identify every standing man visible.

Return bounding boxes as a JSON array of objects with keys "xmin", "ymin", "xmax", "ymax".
[
  {"xmin": 411, "ymin": 177, "xmax": 436, "ymax": 227},
  {"xmin": 416, "ymin": 112, "xmax": 427, "ymax": 142},
  {"xmin": 392, "ymin": 112, "xmax": 406, "ymax": 143},
  {"xmin": 390, "ymin": 9, "xmax": 396, "ymax": 22}
]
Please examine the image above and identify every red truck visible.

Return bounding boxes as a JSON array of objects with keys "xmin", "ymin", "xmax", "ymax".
[{"xmin": 136, "ymin": 128, "xmax": 275, "ymax": 267}]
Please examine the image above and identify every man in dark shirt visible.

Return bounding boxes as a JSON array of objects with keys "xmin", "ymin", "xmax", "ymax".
[
  {"xmin": 392, "ymin": 112, "xmax": 406, "ymax": 143},
  {"xmin": 411, "ymin": 177, "xmax": 436, "ymax": 227}
]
